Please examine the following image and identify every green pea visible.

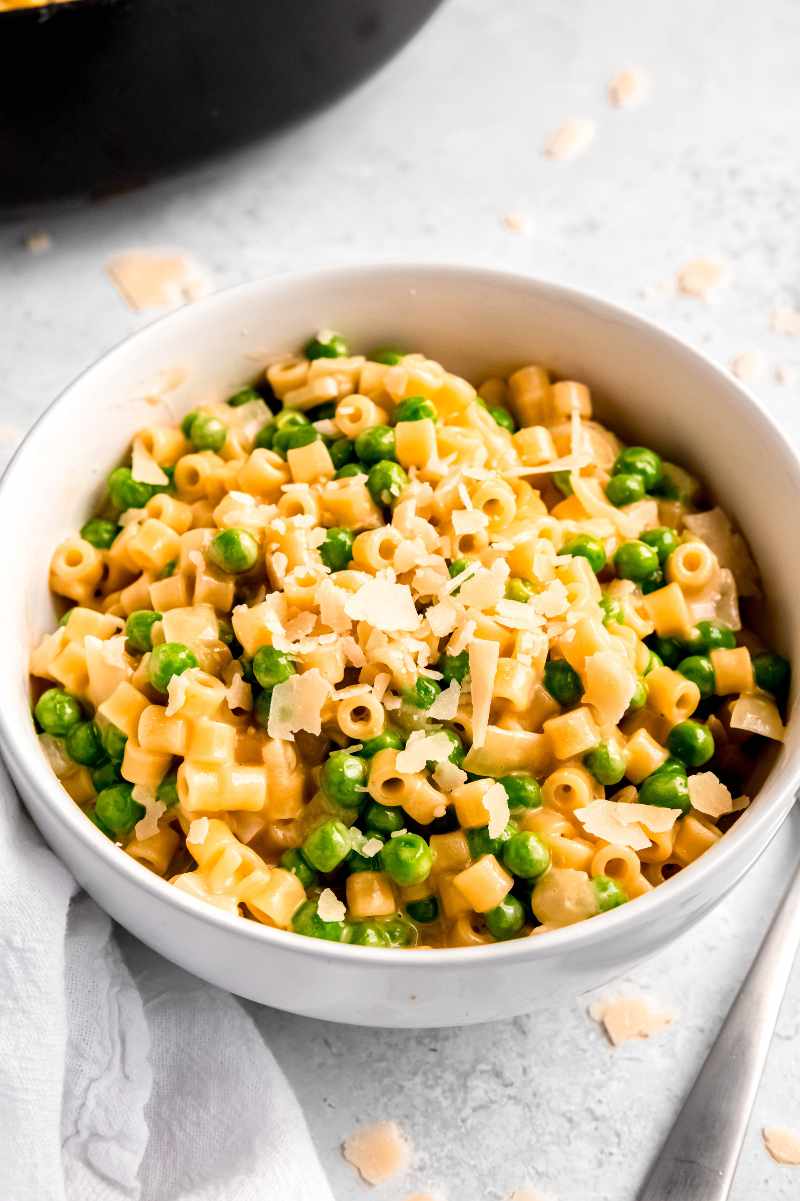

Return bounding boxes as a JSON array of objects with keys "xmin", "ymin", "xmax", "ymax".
[
  {"xmin": 394, "ymin": 396, "xmax": 437, "ymax": 423},
  {"xmin": 291, "ymin": 898, "xmax": 347, "ymax": 941},
  {"xmin": 439, "ymin": 651, "xmax": 469, "ymax": 685},
  {"xmin": 252, "ymin": 645, "xmax": 295, "ymax": 689},
  {"xmin": 101, "ymin": 723, "xmax": 127, "ymax": 764},
  {"xmin": 502, "ymin": 831, "xmax": 550, "ymax": 879},
  {"xmin": 208, "ymin": 528, "xmax": 259, "ymax": 575},
  {"xmin": 677, "ymin": 655, "xmax": 716, "ymax": 700},
  {"xmin": 160, "ymin": 558, "xmax": 177, "ymax": 579},
  {"xmin": 489, "ymin": 406, "xmax": 516, "ymax": 432},
  {"xmin": 553, "ymin": 470, "xmax": 573, "ymax": 497},
  {"xmin": 275, "ymin": 409, "xmax": 310, "ymax": 432},
  {"xmin": 335, "ymin": 463, "xmax": 364, "ymax": 479},
  {"xmin": 599, "ymin": 595, "xmax": 625, "ymax": 626},
  {"xmin": 302, "ymin": 819, "xmax": 352, "ymax": 872},
  {"xmin": 406, "ymin": 896, "xmax": 439, "ymax": 924},
  {"xmin": 355, "ymin": 424, "xmax": 396, "ymax": 466},
  {"xmin": 648, "ymin": 636, "xmax": 684, "ymax": 668},
  {"xmin": 80, "ymin": 517, "xmax": 119, "ymax": 549},
  {"xmin": 253, "ymin": 422, "xmax": 276, "ymax": 450},
  {"xmin": 34, "ymin": 687, "xmax": 82, "ymax": 736},
  {"xmin": 321, "ymin": 750, "xmax": 369, "ymax": 809},
  {"xmin": 58, "ymin": 610, "xmax": 73, "ymax": 628},
  {"xmin": 367, "ymin": 460, "xmax": 408, "ymax": 507},
  {"xmin": 430, "ymin": 727, "xmax": 464, "ymax": 769},
  {"xmin": 402, "ymin": 677, "xmax": 441, "ymax": 710},
  {"xmin": 561, "ymin": 534, "xmax": 606, "ymax": 573},
  {"xmin": 304, "ymin": 330, "xmax": 348, "ymax": 360},
  {"xmin": 499, "ymin": 773, "xmax": 542, "ymax": 811},
  {"xmin": 107, "ymin": 467, "xmax": 156, "ymax": 512},
  {"xmin": 584, "ymin": 742, "xmax": 626, "ymax": 786},
  {"xmin": 91, "ymin": 760, "xmax": 120, "ymax": 793},
  {"xmin": 227, "ymin": 385, "xmax": 262, "ymax": 408},
  {"xmin": 349, "ymin": 920, "xmax": 392, "ymax": 947},
  {"xmin": 656, "ymin": 461, "xmax": 700, "ymax": 503},
  {"xmin": 180, "ymin": 410, "xmax": 199, "ymax": 437},
  {"xmin": 65, "ymin": 720, "xmax": 105, "ymax": 767},
  {"xmin": 485, "ymin": 895, "xmax": 526, "ymax": 941},
  {"xmin": 347, "ymin": 846, "xmax": 382, "ymax": 873},
  {"xmin": 156, "ymin": 772, "xmax": 180, "ymax": 809},
  {"xmin": 319, "ymin": 526, "xmax": 355, "ymax": 572},
  {"xmin": 606, "ymin": 473, "xmax": 645, "ymax": 508},
  {"xmin": 543, "ymin": 658, "xmax": 582, "ymax": 706},
  {"xmin": 641, "ymin": 570, "xmax": 665, "ymax": 595},
  {"xmin": 614, "ymin": 540, "xmax": 660, "ymax": 582},
  {"xmin": 505, "ymin": 578, "xmax": 536, "ymax": 603},
  {"xmin": 273, "ymin": 424, "xmax": 319, "ymax": 456},
  {"xmin": 753, "ymin": 652, "xmax": 791, "ymax": 699},
  {"xmin": 381, "ymin": 915, "xmax": 418, "ymax": 947},
  {"xmin": 627, "ymin": 678, "xmax": 648, "ymax": 712},
  {"xmin": 253, "ymin": 688, "xmax": 272, "ymax": 729},
  {"xmin": 667, "ymin": 720, "xmax": 715, "ymax": 767},
  {"xmin": 644, "ymin": 649, "xmax": 663, "ymax": 675},
  {"xmin": 449, "ymin": 558, "xmax": 468, "ymax": 579},
  {"xmin": 466, "ymin": 822, "xmax": 515, "ymax": 860},
  {"xmin": 370, "ymin": 347, "xmax": 405, "ymax": 366},
  {"xmin": 188, "ymin": 411, "xmax": 227, "ymax": 453},
  {"xmin": 125, "ymin": 609, "xmax": 162, "ymax": 653},
  {"xmin": 280, "ymin": 848, "xmax": 318, "ymax": 889},
  {"xmin": 641, "ymin": 526, "xmax": 680, "ymax": 565},
  {"xmin": 95, "ymin": 782, "xmax": 145, "ymax": 837},
  {"xmin": 638, "ymin": 764, "xmax": 690, "ymax": 813},
  {"xmin": 612, "ymin": 446, "xmax": 663, "ymax": 492},
  {"xmin": 381, "ymin": 832, "xmax": 434, "ymax": 886},
  {"xmin": 694, "ymin": 620, "xmax": 737, "ymax": 653},
  {"xmin": 359, "ymin": 730, "xmax": 406, "ymax": 759},
  {"xmin": 329, "ymin": 437, "xmax": 355, "ymax": 469},
  {"xmin": 593, "ymin": 875, "xmax": 628, "ymax": 913},
  {"xmin": 86, "ymin": 806, "xmax": 114, "ymax": 838},
  {"xmin": 363, "ymin": 801, "xmax": 406, "ymax": 835},
  {"xmin": 148, "ymin": 642, "xmax": 198, "ymax": 692}
]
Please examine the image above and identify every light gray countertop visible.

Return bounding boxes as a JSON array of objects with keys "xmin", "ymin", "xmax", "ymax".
[{"xmin": 2, "ymin": 1, "xmax": 799, "ymax": 1197}]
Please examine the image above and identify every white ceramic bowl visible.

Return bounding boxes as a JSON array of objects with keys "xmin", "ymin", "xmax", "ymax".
[{"xmin": 2, "ymin": 264, "xmax": 798, "ymax": 1028}]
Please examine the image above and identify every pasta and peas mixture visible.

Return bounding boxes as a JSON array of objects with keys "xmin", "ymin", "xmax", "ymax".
[{"xmin": 30, "ymin": 331, "xmax": 790, "ymax": 948}]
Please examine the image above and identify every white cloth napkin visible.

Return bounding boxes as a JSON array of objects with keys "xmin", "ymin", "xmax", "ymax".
[{"xmin": 0, "ymin": 757, "xmax": 335, "ymax": 1201}]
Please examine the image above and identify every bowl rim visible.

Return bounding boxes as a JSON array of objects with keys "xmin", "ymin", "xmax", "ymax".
[{"xmin": 3, "ymin": 260, "xmax": 799, "ymax": 969}]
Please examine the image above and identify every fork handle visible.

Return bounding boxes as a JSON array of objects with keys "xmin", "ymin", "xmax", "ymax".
[{"xmin": 638, "ymin": 853, "xmax": 800, "ymax": 1201}]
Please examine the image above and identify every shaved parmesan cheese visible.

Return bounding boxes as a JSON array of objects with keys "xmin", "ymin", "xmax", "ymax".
[
  {"xmin": 684, "ymin": 508, "xmax": 759, "ymax": 596},
  {"xmin": 131, "ymin": 436, "xmax": 169, "ymax": 486},
  {"xmin": 582, "ymin": 649, "xmax": 636, "ymax": 728},
  {"xmin": 590, "ymin": 995, "xmax": 675, "ymax": 1045},
  {"xmin": 372, "ymin": 672, "xmax": 391, "ymax": 702},
  {"xmin": 433, "ymin": 760, "xmax": 468, "ymax": 792},
  {"xmin": 318, "ymin": 578, "xmax": 353, "ymax": 633},
  {"xmin": 132, "ymin": 786, "xmax": 166, "ymax": 840},
  {"xmin": 575, "ymin": 799, "xmax": 679, "ymax": 850},
  {"xmin": 469, "ymin": 638, "xmax": 500, "ymax": 749},
  {"xmin": 763, "ymin": 1126, "xmax": 800, "ymax": 1165},
  {"xmin": 534, "ymin": 580, "xmax": 569, "ymax": 619},
  {"xmin": 459, "ymin": 566, "xmax": 506, "ymax": 611},
  {"xmin": 162, "ymin": 604, "xmax": 218, "ymax": 646},
  {"xmin": 730, "ymin": 693, "xmax": 785, "ymax": 741},
  {"xmin": 360, "ymin": 837, "xmax": 384, "ymax": 859},
  {"xmin": 188, "ymin": 816, "xmax": 210, "ymax": 846},
  {"xmin": 342, "ymin": 1121, "xmax": 411, "ymax": 1186},
  {"xmin": 317, "ymin": 888, "xmax": 346, "ymax": 923},
  {"xmin": 166, "ymin": 667, "xmax": 202, "ymax": 716},
  {"xmin": 396, "ymin": 730, "xmax": 459, "ymax": 774},
  {"xmin": 608, "ymin": 66, "xmax": 650, "ymax": 107},
  {"xmin": 484, "ymin": 781, "xmax": 510, "ymax": 839},
  {"xmin": 427, "ymin": 679, "xmax": 461, "ymax": 720},
  {"xmin": 267, "ymin": 668, "xmax": 331, "ymax": 740},
  {"xmin": 571, "ymin": 474, "xmax": 641, "ymax": 539},
  {"xmin": 426, "ymin": 597, "xmax": 460, "ymax": 638},
  {"xmin": 688, "ymin": 772, "xmax": 733, "ymax": 818},
  {"xmin": 440, "ymin": 559, "xmax": 480, "ymax": 597},
  {"xmin": 345, "ymin": 577, "xmax": 420, "ymax": 632},
  {"xmin": 84, "ymin": 634, "xmax": 132, "ymax": 708},
  {"xmin": 226, "ymin": 672, "xmax": 253, "ymax": 712},
  {"xmin": 452, "ymin": 509, "xmax": 488, "ymax": 536},
  {"xmin": 448, "ymin": 620, "xmax": 476, "ymax": 657},
  {"xmin": 341, "ymin": 637, "xmax": 366, "ymax": 668},
  {"xmin": 677, "ymin": 258, "xmax": 727, "ymax": 300},
  {"xmin": 544, "ymin": 117, "xmax": 595, "ymax": 161}
]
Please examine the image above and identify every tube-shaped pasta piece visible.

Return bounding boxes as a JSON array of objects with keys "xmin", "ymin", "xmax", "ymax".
[
  {"xmin": 346, "ymin": 871, "xmax": 397, "ymax": 918},
  {"xmin": 541, "ymin": 764, "xmax": 595, "ymax": 814},
  {"xmin": 138, "ymin": 704, "xmax": 189, "ymax": 757},
  {"xmin": 121, "ymin": 741, "xmax": 172, "ymax": 788},
  {"xmin": 49, "ymin": 537, "xmax": 104, "ymax": 605},
  {"xmin": 543, "ymin": 707, "xmax": 601, "ymax": 760},
  {"xmin": 710, "ymin": 646, "xmax": 754, "ymax": 695},
  {"xmin": 623, "ymin": 728, "xmax": 669, "ymax": 784},
  {"xmin": 646, "ymin": 666, "xmax": 700, "ymax": 724},
  {"xmin": 667, "ymin": 540, "xmax": 718, "ymax": 591},
  {"xmin": 126, "ymin": 827, "xmax": 180, "ymax": 876},
  {"xmin": 429, "ymin": 830, "xmax": 471, "ymax": 875},
  {"xmin": 643, "ymin": 582, "xmax": 694, "ymax": 639},
  {"xmin": 337, "ymin": 692, "xmax": 384, "ymax": 741},
  {"xmin": 453, "ymin": 855, "xmax": 513, "ymax": 913}
]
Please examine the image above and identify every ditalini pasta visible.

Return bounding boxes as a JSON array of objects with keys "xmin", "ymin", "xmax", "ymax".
[{"xmin": 30, "ymin": 332, "xmax": 791, "ymax": 948}]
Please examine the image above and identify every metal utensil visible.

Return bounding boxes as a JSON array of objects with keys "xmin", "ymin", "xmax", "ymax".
[{"xmin": 639, "ymin": 852, "xmax": 800, "ymax": 1201}]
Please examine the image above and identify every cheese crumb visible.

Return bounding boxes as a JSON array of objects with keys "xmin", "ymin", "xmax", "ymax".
[
  {"xmin": 575, "ymin": 799, "xmax": 679, "ymax": 850},
  {"xmin": 543, "ymin": 118, "xmax": 595, "ymax": 161},
  {"xmin": 763, "ymin": 1126, "xmax": 800, "ymax": 1165},
  {"xmin": 131, "ymin": 436, "xmax": 170, "ymax": 486},
  {"xmin": 484, "ymin": 781, "xmax": 510, "ymax": 840},
  {"xmin": 608, "ymin": 67, "xmax": 650, "ymax": 107},
  {"xmin": 317, "ymin": 888, "xmax": 346, "ymax": 923},
  {"xmin": 396, "ymin": 730, "xmax": 460, "ymax": 775},
  {"xmin": 730, "ymin": 350, "xmax": 763, "ymax": 383},
  {"xmin": 469, "ymin": 638, "xmax": 500, "ymax": 749},
  {"xmin": 345, "ymin": 577, "xmax": 420, "ymax": 632},
  {"xmin": 688, "ymin": 772, "xmax": 734, "ymax": 818},
  {"xmin": 267, "ymin": 669, "xmax": 331, "ymax": 740},
  {"xmin": 342, "ymin": 1121, "xmax": 411, "ymax": 1185},
  {"xmin": 771, "ymin": 307, "xmax": 800, "ymax": 336},
  {"xmin": 427, "ymin": 680, "xmax": 461, "ymax": 720},
  {"xmin": 132, "ymin": 786, "xmax": 166, "ymax": 841},
  {"xmin": 502, "ymin": 212, "xmax": 531, "ymax": 235},
  {"xmin": 677, "ymin": 258, "xmax": 728, "ymax": 300},
  {"xmin": 590, "ymin": 995, "xmax": 675, "ymax": 1046},
  {"xmin": 360, "ymin": 837, "xmax": 384, "ymax": 859},
  {"xmin": 433, "ymin": 760, "xmax": 468, "ymax": 792},
  {"xmin": 106, "ymin": 249, "xmax": 210, "ymax": 311}
]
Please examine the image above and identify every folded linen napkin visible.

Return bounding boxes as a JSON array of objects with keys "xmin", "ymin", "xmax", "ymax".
[{"xmin": 0, "ymin": 756, "xmax": 335, "ymax": 1201}]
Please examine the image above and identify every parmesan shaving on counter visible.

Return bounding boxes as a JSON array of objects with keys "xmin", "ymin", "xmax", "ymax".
[
  {"xmin": 342, "ymin": 1121, "xmax": 411, "ymax": 1185},
  {"xmin": 543, "ymin": 117, "xmax": 596, "ymax": 161},
  {"xmin": 763, "ymin": 1126, "xmax": 800, "ymax": 1165},
  {"xmin": 590, "ymin": 994, "xmax": 675, "ymax": 1045},
  {"xmin": 105, "ymin": 249, "xmax": 210, "ymax": 311}
]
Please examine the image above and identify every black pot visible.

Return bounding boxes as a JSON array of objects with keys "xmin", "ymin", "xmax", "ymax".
[{"xmin": 0, "ymin": 0, "xmax": 442, "ymax": 212}]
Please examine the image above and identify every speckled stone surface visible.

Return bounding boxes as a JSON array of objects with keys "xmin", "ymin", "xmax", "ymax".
[{"xmin": 2, "ymin": 1, "xmax": 800, "ymax": 1197}]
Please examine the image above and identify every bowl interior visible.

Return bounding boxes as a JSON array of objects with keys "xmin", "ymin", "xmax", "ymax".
[{"xmin": 3, "ymin": 264, "xmax": 799, "ymax": 956}]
